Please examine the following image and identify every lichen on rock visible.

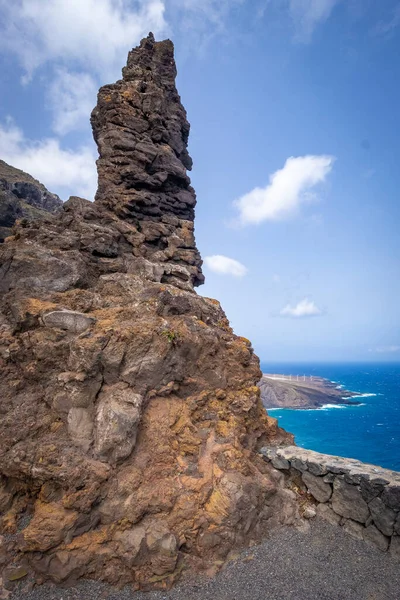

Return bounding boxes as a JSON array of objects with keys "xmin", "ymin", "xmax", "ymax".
[{"xmin": 0, "ymin": 33, "xmax": 295, "ymax": 591}]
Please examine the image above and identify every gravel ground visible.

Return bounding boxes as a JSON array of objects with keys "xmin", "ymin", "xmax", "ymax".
[{"xmin": 9, "ymin": 519, "xmax": 400, "ymax": 600}]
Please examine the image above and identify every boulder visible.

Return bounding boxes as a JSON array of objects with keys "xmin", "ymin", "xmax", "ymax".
[
  {"xmin": 302, "ymin": 471, "xmax": 332, "ymax": 503},
  {"xmin": 381, "ymin": 484, "xmax": 400, "ymax": 510},
  {"xmin": 389, "ymin": 535, "xmax": 400, "ymax": 560},
  {"xmin": 368, "ymin": 496, "xmax": 396, "ymax": 537},
  {"xmin": 395, "ymin": 512, "xmax": 400, "ymax": 535},
  {"xmin": 271, "ymin": 455, "xmax": 290, "ymax": 470},
  {"xmin": 303, "ymin": 507, "xmax": 317, "ymax": 519},
  {"xmin": 43, "ymin": 310, "xmax": 96, "ymax": 333},
  {"xmin": 316, "ymin": 503, "xmax": 341, "ymax": 526},
  {"xmin": 360, "ymin": 478, "xmax": 385, "ymax": 503},
  {"xmin": 95, "ymin": 385, "xmax": 144, "ymax": 463},
  {"xmin": 342, "ymin": 519, "xmax": 364, "ymax": 540},
  {"xmin": 362, "ymin": 524, "xmax": 389, "ymax": 552},
  {"xmin": 308, "ymin": 461, "xmax": 328, "ymax": 476},
  {"xmin": 22, "ymin": 502, "xmax": 79, "ymax": 552},
  {"xmin": 331, "ymin": 478, "xmax": 370, "ymax": 523},
  {"xmin": 67, "ymin": 408, "xmax": 94, "ymax": 452}
]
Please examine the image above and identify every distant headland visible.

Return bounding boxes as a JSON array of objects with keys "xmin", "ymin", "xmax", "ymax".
[{"xmin": 259, "ymin": 373, "xmax": 362, "ymax": 409}]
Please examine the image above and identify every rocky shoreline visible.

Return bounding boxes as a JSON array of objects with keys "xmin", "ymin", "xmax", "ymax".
[{"xmin": 259, "ymin": 374, "xmax": 362, "ymax": 409}]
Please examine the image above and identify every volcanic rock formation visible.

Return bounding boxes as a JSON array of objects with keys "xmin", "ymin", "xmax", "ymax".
[
  {"xmin": 0, "ymin": 34, "xmax": 296, "ymax": 592},
  {"xmin": 91, "ymin": 32, "xmax": 203, "ymax": 289},
  {"xmin": 0, "ymin": 160, "xmax": 62, "ymax": 243}
]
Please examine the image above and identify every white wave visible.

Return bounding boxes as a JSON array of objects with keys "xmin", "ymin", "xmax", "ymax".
[
  {"xmin": 320, "ymin": 404, "xmax": 348, "ymax": 410},
  {"xmin": 349, "ymin": 393, "xmax": 377, "ymax": 399}
]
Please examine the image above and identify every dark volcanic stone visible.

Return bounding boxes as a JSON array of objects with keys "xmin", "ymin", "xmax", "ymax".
[
  {"xmin": 0, "ymin": 160, "xmax": 62, "ymax": 242},
  {"xmin": 91, "ymin": 33, "xmax": 203, "ymax": 287}
]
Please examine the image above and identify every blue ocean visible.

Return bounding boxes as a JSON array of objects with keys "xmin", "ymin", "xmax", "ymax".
[{"xmin": 260, "ymin": 362, "xmax": 400, "ymax": 471}]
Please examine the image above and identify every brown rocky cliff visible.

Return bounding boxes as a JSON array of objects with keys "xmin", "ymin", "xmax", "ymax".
[
  {"xmin": 0, "ymin": 159, "xmax": 62, "ymax": 243},
  {"xmin": 0, "ymin": 34, "xmax": 296, "ymax": 592},
  {"xmin": 91, "ymin": 32, "xmax": 203, "ymax": 288}
]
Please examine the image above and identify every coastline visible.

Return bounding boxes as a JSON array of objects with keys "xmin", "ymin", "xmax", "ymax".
[{"xmin": 259, "ymin": 373, "xmax": 365, "ymax": 410}]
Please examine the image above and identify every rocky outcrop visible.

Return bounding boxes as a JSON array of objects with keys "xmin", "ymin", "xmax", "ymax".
[
  {"xmin": 0, "ymin": 35, "xmax": 296, "ymax": 592},
  {"xmin": 91, "ymin": 32, "xmax": 203, "ymax": 289},
  {"xmin": 0, "ymin": 160, "xmax": 62, "ymax": 243},
  {"xmin": 259, "ymin": 374, "xmax": 359, "ymax": 409},
  {"xmin": 261, "ymin": 446, "xmax": 400, "ymax": 559}
]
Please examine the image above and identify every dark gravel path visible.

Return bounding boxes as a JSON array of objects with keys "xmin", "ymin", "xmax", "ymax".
[{"xmin": 10, "ymin": 520, "xmax": 400, "ymax": 600}]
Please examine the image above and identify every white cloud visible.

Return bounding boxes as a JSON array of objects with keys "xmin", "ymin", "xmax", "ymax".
[
  {"xmin": 280, "ymin": 298, "xmax": 322, "ymax": 318},
  {"xmin": 0, "ymin": 120, "xmax": 97, "ymax": 200},
  {"xmin": 48, "ymin": 69, "xmax": 98, "ymax": 135},
  {"xmin": 0, "ymin": 0, "xmax": 167, "ymax": 135},
  {"xmin": 204, "ymin": 255, "xmax": 247, "ymax": 277},
  {"xmin": 288, "ymin": 0, "xmax": 342, "ymax": 42},
  {"xmin": 234, "ymin": 155, "xmax": 334, "ymax": 226},
  {"xmin": 0, "ymin": 0, "xmax": 166, "ymax": 80},
  {"xmin": 370, "ymin": 345, "xmax": 400, "ymax": 354},
  {"xmin": 0, "ymin": 0, "xmax": 250, "ymax": 135}
]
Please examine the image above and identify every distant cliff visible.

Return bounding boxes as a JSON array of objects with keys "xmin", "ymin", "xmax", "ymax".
[
  {"xmin": 0, "ymin": 159, "xmax": 62, "ymax": 242},
  {"xmin": 259, "ymin": 375, "xmax": 358, "ymax": 409}
]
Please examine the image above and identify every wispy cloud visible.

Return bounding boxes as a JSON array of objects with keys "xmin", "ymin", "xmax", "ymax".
[
  {"xmin": 204, "ymin": 255, "xmax": 248, "ymax": 277},
  {"xmin": 288, "ymin": 0, "xmax": 342, "ymax": 42},
  {"xmin": 370, "ymin": 345, "xmax": 400, "ymax": 354},
  {"xmin": 48, "ymin": 69, "xmax": 98, "ymax": 135},
  {"xmin": 234, "ymin": 155, "xmax": 334, "ymax": 226},
  {"xmin": 0, "ymin": 0, "xmax": 166, "ymax": 80},
  {"xmin": 373, "ymin": 4, "xmax": 400, "ymax": 37},
  {"xmin": 280, "ymin": 298, "xmax": 322, "ymax": 318},
  {"xmin": 0, "ymin": 0, "xmax": 166, "ymax": 136},
  {"xmin": 0, "ymin": 120, "xmax": 97, "ymax": 199}
]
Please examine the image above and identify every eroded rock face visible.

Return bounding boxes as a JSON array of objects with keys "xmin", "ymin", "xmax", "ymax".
[
  {"xmin": 0, "ymin": 34, "xmax": 295, "ymax": 590},
  {"xmin": 0, "ymin": 159, "xmax": 62, "ymax": 242},
  {"xmin": 91, "ymin": 32, "xmax": 203, "ymax": 289}
]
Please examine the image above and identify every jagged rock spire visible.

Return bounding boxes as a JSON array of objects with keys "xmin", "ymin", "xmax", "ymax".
[
  {"xmin": 91, "ymin": 34, "xmax": 204, "ymax": 287},
  {"xmin": 0, "ymin": 35, "xmax": 296, "ymax": 593}
]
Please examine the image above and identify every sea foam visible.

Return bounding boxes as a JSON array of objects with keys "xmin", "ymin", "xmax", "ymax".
[{"xmin": 348, "ymin": 393, "xmax": 377, "ymax": 399}]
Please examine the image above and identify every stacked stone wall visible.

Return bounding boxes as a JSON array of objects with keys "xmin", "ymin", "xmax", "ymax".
[{"xmin": 261, "ymin": 446, "xmax": 400, "ymax": 559}]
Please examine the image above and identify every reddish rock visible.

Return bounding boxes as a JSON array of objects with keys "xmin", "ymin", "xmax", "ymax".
[{"xmin": 0, "ymin": 34, "xmax": 295, "ymax": 589}]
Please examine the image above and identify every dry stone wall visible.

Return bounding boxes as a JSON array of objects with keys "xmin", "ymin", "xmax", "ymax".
[{"xmin": 261, "ymin": 446, "xmax": 400, "ymax": 559}]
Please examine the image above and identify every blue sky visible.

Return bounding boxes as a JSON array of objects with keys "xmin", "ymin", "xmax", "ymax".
[{"xmin": 0, "ymin": 0, "xmax": 399, "ymax": 363}]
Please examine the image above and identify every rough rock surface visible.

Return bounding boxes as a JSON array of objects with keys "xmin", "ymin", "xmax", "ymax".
[
  {"xmin": 91, "ymin": 33, "xmax": 204, "ymax": 289},
  {"xmin": 0, "ymin": 160, "xmax": 62, "ymax": 243},
  {"xmin": 0, "ymin": 35, "xmax": 296, "ymax": 592}
]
